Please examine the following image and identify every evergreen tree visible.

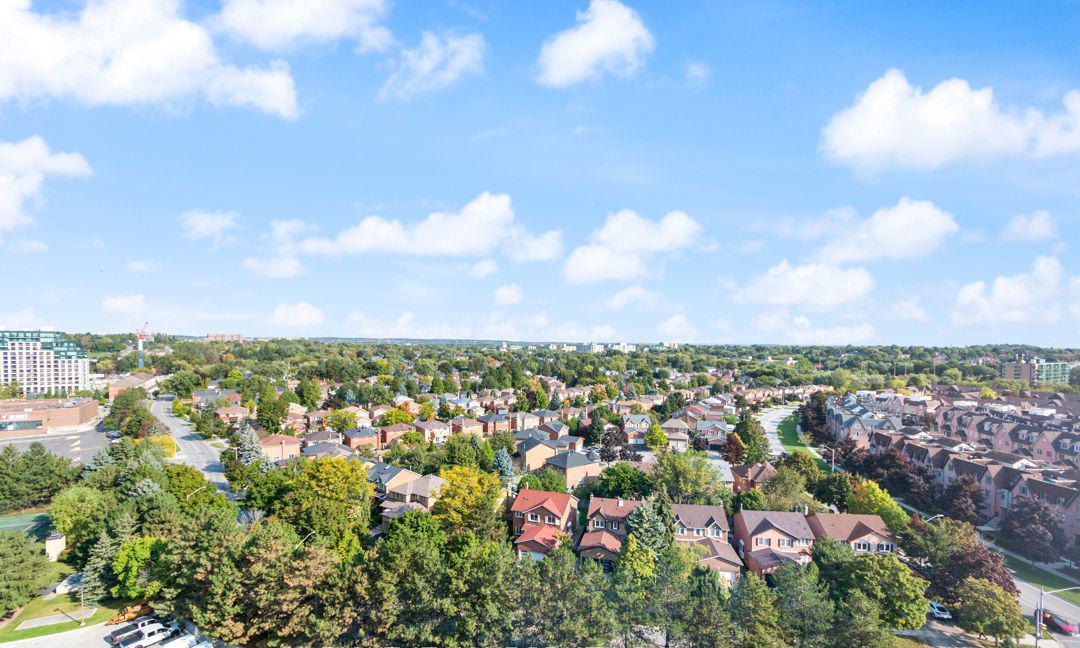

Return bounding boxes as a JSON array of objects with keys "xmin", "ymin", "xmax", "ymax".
[
  {"xmin": 772, "ymin": 564, "xmax": 834, "ymax": 648},
  {"xmin": 520, "ymin": 544, "xmax": 615, "ymax": 647},
  {"xmin": 236, "ymin": 421, "xmax": 265, "ymax": 466},
  {"xmin": 0, "ymin": 531, "xmax": 49, "ymax": 615},
  {"xmin": 734, "ymin": 414, "xmax": 771, "ymax": 465},
  {"xmin": 626, "ymin": 499, "xmax": 674, "ymax": 555},
  {"xmin": 492, "ymin": 447, "xmax": 514, "ymax": 483},
  {"xmin": 827, "ymin": 593, "xmax": 893, "ymax": 648},
  {"xmin": 727, "ymin": 574, "xmax": 784, "ymax": 648},
  {"xmin": 682, "ymin": 566, "xmax": 734, "ymax": 647},
  {"xmin": 82, "ymin": 531, "xmax": 119, "ymax": 605}
]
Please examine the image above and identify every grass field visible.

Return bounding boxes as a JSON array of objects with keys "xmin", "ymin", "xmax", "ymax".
[
  {"xmin": 1006, "ymin": 557, "xmax": 1080, "ymax": 607},
  {"xmin": 0, "ymin": 597, "xmax": 124, "ymax": 644},
  {"xmin": 777, "ymin": 415, "xmax": 830, "ymax": 471}
]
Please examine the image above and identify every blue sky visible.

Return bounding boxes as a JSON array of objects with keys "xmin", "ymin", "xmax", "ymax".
[{"xmin": 0, "ymin": 0, "xmax": 1078, "ymax": 345}]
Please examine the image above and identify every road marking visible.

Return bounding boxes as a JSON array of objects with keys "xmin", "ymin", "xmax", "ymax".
[{"xmin": 64, "ymin": 435, "xmax": 79, "ymax": 440}]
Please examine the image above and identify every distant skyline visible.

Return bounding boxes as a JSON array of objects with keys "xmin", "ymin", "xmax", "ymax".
[{"xmin": 0, "ymin": 0, "xmax": 1077, "ymax": 345}]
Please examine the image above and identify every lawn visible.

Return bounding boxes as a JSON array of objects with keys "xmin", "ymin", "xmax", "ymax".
[
  {"xmin": 1005, "ymin": 557, "xmax": 1080, "ymax": 607},
  {"xmin": 0, "ymin": 589, "xmax": 125, "ymax": 644},
  {"xmin": 777, "ymin": 415, "xmax": 830, "ymax": 471}
]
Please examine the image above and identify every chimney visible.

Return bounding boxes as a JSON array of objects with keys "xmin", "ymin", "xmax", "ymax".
[{"xmin": 617, "ymin": 499, "xmax": 623, "ymax": 507}]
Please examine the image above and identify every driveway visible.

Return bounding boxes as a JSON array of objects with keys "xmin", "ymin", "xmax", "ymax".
[{"xmin": 149, "ymin": 397, "xmax": 229, "ymax": 492}]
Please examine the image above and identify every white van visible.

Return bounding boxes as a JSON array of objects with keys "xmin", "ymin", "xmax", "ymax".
[{"xmin": 158, "ymin": 635, "xmax": 199, "ymax": 648}]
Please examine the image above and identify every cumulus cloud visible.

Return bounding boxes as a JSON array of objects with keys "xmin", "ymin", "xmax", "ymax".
[
  {"xmin": 537, "ymin": 0, "xmax": 654, "ymax": 87},
  {"xmin": 470, "ymin": 258, "xmax": 498, "ymax": 278},
  {"xmin": 214, "ymin": 0, "xmax": 393, "ymax": 52},
  {"xmin": 379, "ymin": 31, "xmax": 485, "ymax": 101},
  {"xmin": 180, "ymin": 210, "xmax": 239, "ymax": 246},
  {"xmin": 656, "ymin": 313, "xmax": 696, "ymax": 341},
  {"xmin": 735, "ymin": 261, "xmax": 875, "ymax": 310},
  {"xmin": 815, "ymin": 197, "xmax": 958, "ymax": 264},
  {"xmin": 0, "ymin": 307, "xmax": 49, "ymax": 330},
  {"xmin": 0, "ymin": 0, "xmax": 299, "ymax": 119},
  {"xmin": 605, "ymin": 284, "xmax": 660, "ymax": 309},
  {"xmin": 822, "ymin": 69, "xmax": 1080, "ymax": 172},
  {"xmin": 1000, "ymin": 210, "xmax": 1057, "ymax": 242},
  {"xmin": 892, "ymin": 297, "xmax": 930, "ymax": 322},
  {"xmin": 494, "ymin": 283, "xmax": 523, "ymax": 305},
  {"xmin": 270, "ymin": 301, "xmax": 324, "ymax": 327},
  {"xmin": 685, "ymin": 60, "xmax": 710, "ymax": 86},
  {"xmin": 0, "ymin": 136, "xmax": 91, "ymax": 234},
  {"xmin": 299, "ymin": 192, "xmax": 561, "ymax": 260},
  {"xmin": 953, "ymin": 256, "xmax": 1064, "ymax": 325},
  {"xmin": 102, "ymin": 294, "xmax": 146, "ymax": 315},
  {"xmin": 755, "ymin": 310, "xmax": 876, "ymax": 345},
  {"xmin": 564, "ymin": 209, "xmax": 700, "ymax": 283}
]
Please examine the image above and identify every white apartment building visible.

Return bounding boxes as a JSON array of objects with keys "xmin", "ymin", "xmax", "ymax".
[{"xmin": 0, "ymin": 331, "xmax": 91, "ymax": 395}]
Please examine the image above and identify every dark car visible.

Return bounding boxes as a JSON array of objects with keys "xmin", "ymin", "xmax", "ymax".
[
  {"xmin": 1044, "ymin": 612, "xmax": 1079, "ymax": 636},
  {"xmin": 106, "ymin": 430, "xmax": 122, "ymax": 439}
]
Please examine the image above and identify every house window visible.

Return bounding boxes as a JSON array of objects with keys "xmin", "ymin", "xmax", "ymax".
[
  {"xmin": 778, "ymin": 538, "xmax": 793, "ymax": 548},
  {"xmin": 528, "ymin": 513, "xmax": 540, "ymax": 522},
  {"xmin": 694, "ymin": 528, "xmax": 704, "ymax": 537},
  {"xmin": 709, "ymin": 528, "xmax": 721, "ymax": 537},
  {"xmin": 678, "ymin": 527, "xmax": 687, "ymax": 535},
  {"xmin": 754, "ymin": 537, "xmax": 771, "ymax": 547},
  {"xmin": 854, "ymin": 541, "xmax": 870, "ymax": 551},
  {"xmin": 593, "ymin": 519, "xmax": 604, "ymax": 528},
  {"xmin": 545, "ymin": 516, "xmax": 556, "ymax": 524},
  {"xmin": 877, "ymin": 543, "xmax": 893, "ymax": 552},
  {"xmin": 609, "ymin": 521, "xmax": 620, "ymax": 531},
  {"xmin": 514, "ymin": 511, "xmax": 523, "ymax": 518}
]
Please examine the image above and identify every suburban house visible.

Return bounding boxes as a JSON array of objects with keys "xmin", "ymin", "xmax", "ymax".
[
  {"xmin": 732, "ymin": 510, "xmax": 814, "ymax": 577},
  {"xmin": 478, "ymin": 413, "xmax": 511, "ymax": 436},
  {"xmin": 623, "ymin": 414, "xmax": 651, "ymax": 445},
  {"xmin": 414, "ymin": 419, "xmax": 450, "ymax": 445},
  {"xmin": 511, "ymin": 411, "xmax": 541, "ymax": 431},
  {"xmin": 379, "ymin": 422, "xmax": 415, "ymax": 447},
  {"xmin": 451, "ymin": 416, "xmax": 483, "ymax": 437},
  {"xmin": 382, "ymin": 474, "xmax": 446, "ymax": 519},
  {"xmin": 343, "ymin": 426, "xmax": 379, "ymax": 450},
  {"xmin": 806, "ymin": 513, "xmax": 896, "ymax": 553},
  {"xmin": 260, "ymin": 434, "xmax": 301, "ymax": 461},
  {"xmin": 731, "ymin": 461, "xmax": 778, "ymax": 493},
  {"xmin": 576, "ymin": 497, "xmax": 640, "ymax": 568},
  {"xmin": 510, "ymin": 489, "xmax": 578, "ymax": 560},
  {"xmin": 301, "ymin": 441, "xmax": 353, "ymax": 459},
  {"xmin": 673, "ymin": 503, "xmax": 741, "ymax": 581},
  {"xmin": 545, "ymin": 450, "xmax": 602, "ymax": 489},
  {"xmin": 660, "ymin": 418, "xmax": 690, "ymax": 440},
  {"xmin": 304, "ymin": 428, "xmax": 340, "ymax": 445},
  {"xmin": 367, "ymin": 461, "xmax": 422, "ymax": 496},
  {"xmin": 666, "ymin": 431, "xmax": 690, "ymax": 452},
  {"xmin": 517, "ymin": 436, "xmax": 561, "ymax": 471}
]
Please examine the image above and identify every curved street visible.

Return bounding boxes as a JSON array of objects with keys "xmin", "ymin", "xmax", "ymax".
[{"xmin": 149, "ymin": 397, "xmax": 230, "ymax": 492}]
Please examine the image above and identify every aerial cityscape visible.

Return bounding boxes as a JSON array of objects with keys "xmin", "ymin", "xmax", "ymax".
[{"xmin": 1, "ymin": 1, "xmax": 1079, "ymax": 647}]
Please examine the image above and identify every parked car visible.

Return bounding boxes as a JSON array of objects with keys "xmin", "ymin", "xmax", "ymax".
[
  {"xmin": 927, "ymin": 601, "xmax": 952, "ymax": 621},
  {"xmin": 106, "ymin": 429, "xmax": 122, "ymax": 439},
  {"xmin": 1044, "ymin": 612, "xmax": 1079, "ymax": 636},
  {"xmin": 117, "ymin": 623, "xmax": 176, "ymax": 648},
  {"xmin": 108, "ymin": 617, "xmax": 160, "ymax": 645},
  {"xmin": 159, "ymin": 634, "xmax": 200, "ymax": 648}
]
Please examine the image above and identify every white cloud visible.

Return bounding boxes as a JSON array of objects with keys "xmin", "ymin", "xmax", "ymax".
[
  {"xmin": 755, "ymin": 310, "xmax": 876, "ymax": 344},
  {"xmin": 685, "ymin": 61, "xmax": 710, "ymax": 86},
  {"xmin": 102, "ymin": 294, "xmax": 145, "ymax": 315},
  {"xmin": 13, "ymin": 240, "xmax": 48, "ymax": 253},
  {"xmin": 379, "ymin": 31, "xmax": 485, "ymax": 101},
  {"xmin": 1070, "ymin": 277, "xmax": 1080, "ymax": 320},
  {"xmin": 470, "ymin": 258, "xmax": 498, "ymax": 278},
  {"xmin": 1000, "ymin": 210, "xmax": 1057, "ymax": 242},
  {"xmin": 0, "ymin": 307, "xmax": 49, "ymax": 330},
  {"xmin": 0, "ymin": 0, "xmax": 299, "ymax": 119},
  {"xmin": 605, "ymin": 284, "xmax": 660, "ymax": 309},
  {"xmin": 892, "ymin": 297, "xmax": 930, "ymax": 322},
  {"xmin": 300, "ymin": 192, "xmax": 560, "ymax": 261},
  {"xmin": 0, "ymin": 136, "xmax": 91, "ymax": 234},
  {"xmin": 242, "ymin": 256, "xmax": 307, "ymax": 278},
  {"xmin": 815, "ymin": 197, "xmax": 958, "ymax": 264},
  {"xmin": 514, "ymin": 230, "xmax": 565, "ymax": 261},
  {"xmin": 494, "ymin": 283, "xmax": 523, "ymax": 305},
  {"xmin": 823, "ymin": 69, "xmax": 1080, "ymax": 172},
  {"xmin": 736, "ymin": 261, "xmax": 875, "ymax": 310},
  {"xmin": 214, "ymin": 0, "xmax": 392, "ymax": 52},
  {"xmin": 537, "ymin": 0, "xmax": 654, "ymax": 87},
  {"xmin": 348, "ymin": 310, "xmax": 471, "ymax": 339},
  {"xmin": 180, "ymin": 210, "xmax": 239, "ymax": 246},
  {"xmin": 270, "ymin": 301, "xmax": 324, "ymax": 327},
  {"xmin": 656, "ymin": 314, "xmax": 696, "ymax": 341},
  {"xmin": 564, "ymin": 209, "xmax": 701, "ymax": 283},
  {"xmin": 125, "ymin": 260, "xmax": 158, "ymax": 273},
  {"xmin": 953, "ymin": 256, "xmax": 1064, "ymax": 325}
]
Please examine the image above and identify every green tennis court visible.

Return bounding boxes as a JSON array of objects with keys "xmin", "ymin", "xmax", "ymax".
[{"xmin": 0, "ymin": 512, "xmax": 51, "ymax": 538}]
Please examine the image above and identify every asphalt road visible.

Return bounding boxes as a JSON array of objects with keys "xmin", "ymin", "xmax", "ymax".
[
  {"xmin": 1015, "ymin": 577, "xmax": 1080, "ymax": 647},
  {"xmin": 3, "ymin": 622, "xmax": 114, "ymax": 648},
  {"xmin": 757, "ymin": 405, "xmax": 797, "ymax": 456},
  {"xmin": 149, "ymin": 397, "xmax": 230, "ymax": 492},
  {"xmin": 0, "ymin": 428, "xmax": 107, "ymax": 464}
]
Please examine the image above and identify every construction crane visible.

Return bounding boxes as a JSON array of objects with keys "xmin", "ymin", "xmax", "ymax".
[{"xmin": 136, "ymin": 322, "xmax": 152, "ymax": 369}]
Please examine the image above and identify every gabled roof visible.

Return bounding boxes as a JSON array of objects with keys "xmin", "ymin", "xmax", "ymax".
[
  {"xmin": 546, "ymin": 451, "xmax": 597, "ymax": 469},
  {"xmin": 343, "ymin": 426, "xmax": 378, "ymax": 439},
  {"xmin": 737, "ymin": 510, "xmax": 813, "ymax": 539},
  {"xmin": 414, "ymin": 419, "xmax": 449, "ymax": 430},
  {"xmin": 806, "ymin": 513, "xmax": 892, "ymax": 543},
  {"xmin": 387, "ymin": 474, "xmax": 446, "ymax": 498},
  {"xmin": 692, "ymin": 536, "xmax": 742, "ymax": 572},
  {"xmin": 587, "ymin": 496, "xmax": 640, "ymax": 520},
  {"xmin": 673, "ymin": 503, "xmax": 729, "ymax": 531},
  {"xmin": 661, "ymin": 418, "xmax": 689, "ymax": 430},
  {"xmin": 301, "ymin": 441, "xmax": 352, "ymax": 458},
  {"xmin": 749, "ymin": 547, "xmax": 803, "ymax": 571},
  {"xmin": 511, "ymin": 488, "xmax": 576, "ymax": 517},
  {"xmin": 515, "ymin": 524, "xmax": 567, "ymax": 551},
  {"xmin": 380, "ymin": 422, "xmax": 414, "ymax": 433},
  {"xmin": 367, "ymin": 461, "xmax": 420, "ymax": 488},
  {"xmin": 730, "ymin": 461, "xmax": 776, "ymax": 483},
  {"xmin": 577, "ymin": 530, "xmax": 624, "ymax": 553},
  {"xmin": 260, "ymin": 434, "xmax": 300, "ymax": 447}
]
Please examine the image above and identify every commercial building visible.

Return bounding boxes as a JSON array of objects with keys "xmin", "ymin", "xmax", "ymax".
[
  {"xmin": 1000, "ymin": 356, "xmax": 1070, "ymax": 386},
  {"xmin": 0, "ymin": 331, "xmax": 90, "ymax": 395},
  {"xmin": 0, "ymin": 398, "xmax": 99, "ymax": 437}
]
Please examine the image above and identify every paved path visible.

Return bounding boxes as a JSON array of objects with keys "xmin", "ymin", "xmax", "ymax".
[
  {"xmin": 0, "ymin": 428, "xmax": 107, "ymax": 465},
  {"xmin": 15, "ymin": 609, "xmax": 96, "ymax": 631},
  {"xmin": 756, "ymin": 405, "xmax": 797, "ymax": 457},
  {"xmin": 150, "ymin": 397, "xmax": 229, "ymax": 492},
  {"xmin": 3, "ymin": 622, "xmax": 113, "ymax": 648}
]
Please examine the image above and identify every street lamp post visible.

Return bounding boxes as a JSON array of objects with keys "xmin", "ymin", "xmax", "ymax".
[
  {"xmin": 185, "ymin": 485, "xmax": 208, "ymax": 500},
  {"xmin": 1034, "ymin": 585, "xmax": 1080, "ymax": 647}
]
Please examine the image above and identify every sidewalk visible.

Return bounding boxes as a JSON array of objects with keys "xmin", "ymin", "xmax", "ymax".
[{"xmin": 987, "ymin": 539, "xmax": 1080, "ymax": 587}]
